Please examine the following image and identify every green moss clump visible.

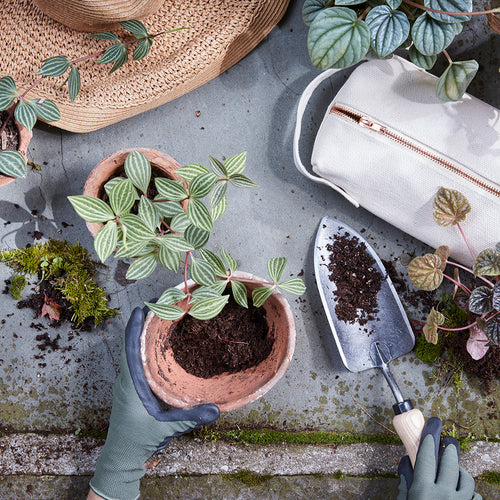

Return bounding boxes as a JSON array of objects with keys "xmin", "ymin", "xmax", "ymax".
[
  {"xmin": 0, "ymin": 239, "xmax": 115, "ymax": 327},
  {"xmin": 478, "ymin": 471, "xmax": 500, "ymax": 484},
  {"xmin": 10, "ymin": 275, "xmax": 26, "ymax": 300},
  {"xmin": 195, "ymin": 428, "xmax": 400, "ymax": 446},
  {"xmin": 414, "ymin": 335, "xmax": 443, "ymax": 363},
  {"xmin": 439, "ymin": 293, "xmax": 468, "ymax": 329},
  {"xmin": 224, "ymin": 471, "xmax": 273, "ymax": 486}
]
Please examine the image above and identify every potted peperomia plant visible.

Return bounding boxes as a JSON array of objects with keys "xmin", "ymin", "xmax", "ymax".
[
  {"xmin": 0, "ymin": 20, "xmax": 184, "ymax": 183},
  {"xmin": 408, "ymin": 187, "xmax": 499, "ymax": 391},
  {"xmin": 303, "ymin": 0, "xmax": 500, "ymax": 101},
  {"xmin": 68, "ymin": 150, "xmax": 306, "ymax": 410}
]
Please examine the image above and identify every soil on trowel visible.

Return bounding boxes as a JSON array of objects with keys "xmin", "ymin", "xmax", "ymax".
[
  {"xmin": 167, "ymin": 295, "xmax": 273, "ymax": 378},
  {"xmin": 326, "ymin": 232, "xmax": 383, "ymax": 326},
  {"xmin": 0, "ymin": 111, "xmax": 19, "ymax": 151}
]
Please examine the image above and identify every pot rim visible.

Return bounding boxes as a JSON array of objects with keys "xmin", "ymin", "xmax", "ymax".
[{"xmin": 140, "ymin": 271, "xmax": 296, "ymax": 412}]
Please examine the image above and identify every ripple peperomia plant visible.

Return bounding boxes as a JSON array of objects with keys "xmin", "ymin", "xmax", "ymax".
[
  {"xmin": 303, "ymin": 0, "xmax": 499, "ymax": 101},
  {"xmin": 408, "ymin": 187, "xmax": 499, "ymax": 360},
  {"xmin": 0, "ymin": 20, "xmax": 185, "ymax": 179},
  {"xmin": 68, "ymin": 150, "xmax": 306, "ymax": 321}
]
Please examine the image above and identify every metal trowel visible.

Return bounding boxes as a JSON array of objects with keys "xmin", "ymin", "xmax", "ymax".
[{"xmin": 314, "ymin": 216, "xmax": 425, "ymax": 465}]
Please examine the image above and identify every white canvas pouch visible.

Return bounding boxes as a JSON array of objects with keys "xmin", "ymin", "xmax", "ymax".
[{"xmin": 294, "ymin": 56, "xmax": 500, "ymax": 265}]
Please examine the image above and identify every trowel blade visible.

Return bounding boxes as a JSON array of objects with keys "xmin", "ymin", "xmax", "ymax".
[{"xmin": 314, "ymin": 216, "xmax": 415, "ymax": 373}]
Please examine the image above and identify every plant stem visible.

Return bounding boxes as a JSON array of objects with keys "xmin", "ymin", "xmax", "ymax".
[
  {"xmin": 438, "ymin": 322, "xmax": 476, "ymax": 332},
  {"xmin": 358, "ymin": 6, "xmax": 371, "ymax": 20},
  {"xmin": 446, "ymin": 260, "xmax": 494, "ymax": 287},
  {"xmin": 443, "ymin": 49, "xmax": 452, "ymax": 64},
  {"xmin": 443, "ymin": 273, "xmax": 471, "ymax": 295},
  {"xmin": 403, "ymin": 0, "xmax": 500, "ymax": 16},
  {"xmin": 456, "ymin": 222, "xmax": 475, "ymax": 262}
]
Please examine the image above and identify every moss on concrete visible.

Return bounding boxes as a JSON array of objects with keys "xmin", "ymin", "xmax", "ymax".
[{"xmin": 223, "ymin": 470, "xmax": 273, "ymax": 486}]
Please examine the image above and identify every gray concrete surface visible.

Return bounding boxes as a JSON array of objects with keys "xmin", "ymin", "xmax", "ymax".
[{"xmin": 0, "ymin": 0, "xmax": 499, "ymax": 498}]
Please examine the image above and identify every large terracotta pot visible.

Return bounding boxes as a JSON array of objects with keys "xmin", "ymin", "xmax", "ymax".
[
  {"xmin": 33, "ymin": 0, "xmax": 163, "ymax": 32},
  {"xmin": 0, "ymin": 104, "xmax": 33, "ymax": 187},
  {"xmin": 141, "ymin": 271, "xmax": 296, "ymax": 412},
  {"xmin": 82, "ymin": 148, "xmax": 186, "ymax": 237}
]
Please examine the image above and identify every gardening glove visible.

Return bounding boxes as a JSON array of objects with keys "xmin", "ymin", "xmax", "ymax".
[
  {"xmin": 90, "ymin": 307, "xmax": 220, "ymax": 500},
  {"xmin": 397, "ymin": 417, "xmax": 482, "ymax": 500}
]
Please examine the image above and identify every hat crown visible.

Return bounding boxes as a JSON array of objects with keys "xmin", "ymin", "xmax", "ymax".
[{"xmin": 33, "ymin": 0, "xmax": 163, "ymax": 32}]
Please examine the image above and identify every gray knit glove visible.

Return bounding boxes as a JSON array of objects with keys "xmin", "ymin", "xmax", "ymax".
[{"xmin": 90, "ymin": 307, "xmax": 219, "ymax": 500}]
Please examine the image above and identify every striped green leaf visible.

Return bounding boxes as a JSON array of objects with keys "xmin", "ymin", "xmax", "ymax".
[
  {"xmin": 146, "ymin": 302, "xmax": 185, "ymax": 321},
  {"xmin": 28, "ymin": 98, "xmax": 61, "ymax": 122},
  {"xmin": 154, "ymin": 199, "xmax": 184, "ymax": 218},
  {"xmin": 94, "ymin": 221, "xmax": 118, "ymax": 262},
  {"xmin": 190, "ymin": 257, "xmax": 216, "ymax": 286},
  {"xmin": 121, "ymin": 20, "xmax": 149, "ymax": 38},
  {"xmin": 157, "ymin": 288, "xmax": 186, "ymax": 305},
  {"xmin": 210, "ymin": 181, "xmax": 227, "ymax": 209},
  {"xmin": 231, "ymin": 280, "xmax": 248, "ymax": 308},
  {"xmin": 0, "ymin": 76, "xmax": 17, "ymax": 111},
  {"xmin": 88, "ymin": 32, "xmax": 120, "ymax": 41},
  {"xmin": 138, "ymin": 196, "xmax": 159, "ymax": 231},
  {"xmin": 68, "ymin": 66, "xmax": 81, "ymax": 102},
  {"xmin": 114, "ymin": 240, "xmax": 148, "ymax": 258},
  {"xmin": 224, "ymin": 152, "xmax": 247, "ymax": 175},
  {"xmin": 158, "ymin": 245, "xmax": 181, "ymax": 271},
  {"xmin": 252, "ymin": 286, "xmax": 275, "ymax": 308},
  {"xmin": 187, "ymin": 198, "xmax": 213, "ymax": 231},
  {"xmin": 125, "ymin": 253, "xmax": 158, "ymax": 280},
  {"xmin": 109, "ymin": 178, "xmax": 136, "ymax": 216},
  {"xmin": 0, "ymin": 150, "xmax": 27, "ymax": 178},
  {"xmin": 411, "ymin": 13, "xmax": 456, "ymax": 56},
  {"xmin": 14, "ymin": 100, "xmax": 37, "ymax": 131},
  {"xmin": 177, "ymin": 163, "xmax": 210, "ymax": 182},
  {"xmin": 38, "ymin": 56, "xmax": 70, "ymax": 77},
  {"xmin": 210, "ymin": 195, "xmax": 227, "ymax": 221},
  {"xmin": 184, "ymin": 225, "xmax": 210, "ymax": 249},
  {"xmin": 189, "ymin": 172, "xmax": 217, "ymax": 199},
  {"xmin": 191, "ymin": 281, "xmax": 227, "ymax": 301},
  {"xmin": 68, "ymin": 195, "xmax": 115, "ymax": 222},
  {"xmin": 170, "ymin": 212, "xmax": 190, "ymax": 233},
  {"xmin": 228, "ymin": 173, "xmax": 258, "ymax": 188},
  {"xmin": 125, "ymin": 150, "xmax": 151, "ymax": 194},
  {"xmin": 133, "ymin": 38, "xmax": 153, "ymax": 60},
  {"xmin": 188, "ymin": 295, "xmax": 230, "ymax": 320},
  {"xmin": 268, "ymin": 257, "xmax": 287, "ymax": 282},
  {"xmin": 220, "ymin": 248, "xmax": 238, "ymax": 273},
  {"xmin": 119, "ymin": 213, "xmax": 156, "ymax": 241},
  {"xmin": 366, "ymin": 6, "xmax": 410, "ymax": 58},
  {"xmin": 199, "ymin": 249, "xmax": 227, "ymax": 277},
  {"xmin": 109, "ymin": 45, "xmax": 129, "ymax": 73},
  {"xmin": 155, "ymin": 178, "xmax": 188, "ymax": 201},
  {"xmin": 157, "ymin": 233, "xmax": 194, "ymax": 252},
  {"xmin": 98, "ymin": 43, "xmax": 126, "ymax": 64},
  {"xmin": 209, "ymin": 156, "xmax": 227, "ymax": 177},
  {"xmin": 278, "ymin": 278, "xmax": 306, "ymax": 295}
]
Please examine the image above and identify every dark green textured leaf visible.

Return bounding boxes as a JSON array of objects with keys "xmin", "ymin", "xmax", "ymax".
[
  {"xmin": 425, "ymin": 0, "xmax": 471, "ymax": 23},
  {"xmin": 409, "ymin": 45, "xmax": 437, "ymax": 69},
  {"xmin": 411, "ymin": 13, "xmax": 456, "ymax": 56},
  {"xmin": 308, "ymin": 7, "xmax": 370, "ymax": 69},
  {"xmin": 121, "ymin": 20, "xmax": 149, "ymax": 38},
  {"xmin": 486, "ymin": 316, "xmax": 500, "ymax": 345},
  {"xmin": 303, "ymin": 0, "xmax": 332, "ymax": 26},
  {"xmin": 493, "ymin": 282, "xmax": 500, "ymax": 312},
  {"xmin": 88, "ymin": 32, "xmax": 120, "ymax": 41},
  {"xmin": 436, "ymin": 60, "xmax": 478, "ymax": 102},
  {"xmin": 68, "ymin": 66, "xmax": 81, "ymax": 102},
  {"xmin": 366, "ymin": 6, "xmax": 410, "ymax": 57},
  {"xmin": 468, "ymin": 286, "xmax": 493, "ymax": 315},
  {"xmin": 386, "ymin": 0, "xmax": 402, "ymax": 8},
  {"xmin": 133, "ymin": 38, "xmax": 153, "ymax": 60},
  {"xmin": 473, "ymin": 249, "xmax": 500, "ymax": 276},
  {"xmin": 38, "ymin": 56, "xmax": 70, "ymax": 77}
]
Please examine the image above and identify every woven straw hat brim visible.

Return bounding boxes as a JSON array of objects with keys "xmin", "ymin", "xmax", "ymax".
[{"xmin": 1, "ymin": 0, "xmax": 289, "ymax": 133}]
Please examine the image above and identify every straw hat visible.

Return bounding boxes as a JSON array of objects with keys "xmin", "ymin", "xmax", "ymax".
[{"xmin": 1, "ymin": 0, "xmax": 290, "ymax": 133}]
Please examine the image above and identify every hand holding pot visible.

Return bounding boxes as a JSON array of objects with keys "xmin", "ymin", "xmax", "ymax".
[
  {"xmin": 397, "ymin": 417, "xmax": 481, "ymax": 500},
  {"xmin": 89, "ymin": 307, "xmax": 220, "ymax": 500}
]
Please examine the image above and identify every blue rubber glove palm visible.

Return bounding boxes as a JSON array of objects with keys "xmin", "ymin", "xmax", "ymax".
[
  {"xmin": 90, "ymin": 307, "xmax": 220, "ymax": 500},
  {"xmin": 397, "ymin": 417, "xmax": 482, "ymax": 500}
]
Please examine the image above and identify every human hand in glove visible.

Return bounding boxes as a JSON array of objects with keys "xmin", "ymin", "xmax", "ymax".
[
  {"xmin": 397, "ymin": 417, "xmax": 482, "ymax": 500},
  {"xmin": 88, "ymin": 307, "xmax": 220, "ymax": 500}
]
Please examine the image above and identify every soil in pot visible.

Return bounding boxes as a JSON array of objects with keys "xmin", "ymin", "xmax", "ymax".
[
  {"xmin": 0, "ymin": 110, "xmax": 19, "ymax": 151},
  {"xmin": 166, "ymin": 295, "xmax": 274, "ymax": 378}
]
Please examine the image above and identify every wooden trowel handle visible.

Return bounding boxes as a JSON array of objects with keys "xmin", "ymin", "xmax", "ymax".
[{"xmin": 393, "ymin": 408, "xmax": 425, "ymax": 467}]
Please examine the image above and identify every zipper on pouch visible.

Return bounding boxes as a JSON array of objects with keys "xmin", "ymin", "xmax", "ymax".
[{"xmin": 330, "ymin": 104, "xmax": 500, "ymax": 197}]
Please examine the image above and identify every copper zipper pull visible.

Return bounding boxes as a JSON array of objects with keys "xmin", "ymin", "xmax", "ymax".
[{"xmin": 359, "ymin": 116, "xmax": 386, "ymax": 133}]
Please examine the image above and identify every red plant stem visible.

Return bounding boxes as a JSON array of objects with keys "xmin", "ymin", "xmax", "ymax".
[
  {"xmin": 443, "ymin": 50, "xmax": 452, "ymax": 64},
  {"xmin": 403, "ymin": 0, "xmax": 499, "ymax": 16},
  {"xmin": 456, "ymin": 222, "xmax": 475, "ymax": 261},
  {"xmin": 446, "ymin": 260, "xmax": 494, "ymax": 287},
  {"xmin": 438, "ymin": 322, "xmax": 476, "ymax": 332},
  {"xmin": 443, "ymin": 273, "xmax": 471, "ymax": 294}
]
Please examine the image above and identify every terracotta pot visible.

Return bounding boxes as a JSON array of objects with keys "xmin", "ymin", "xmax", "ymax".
[
  {"xmin": 141, "ymin": 271, "xmax": 296, "ymax": 412},
  {"xmin": 82, "ymin": 148, "xmax": 187, "ymax": 237},
  {"xmin": 0, "ymin": 104, "xmax": 33, "ymax": 187},
  {"xmin": 33, "ymin": 0, "xmax": 163, "ymax": 32}
]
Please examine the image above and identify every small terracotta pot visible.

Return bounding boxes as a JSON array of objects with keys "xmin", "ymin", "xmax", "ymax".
[
  {"xmin": 0, "ymin": 104, "xmax": 33, "ymax": 187},
  {"xmin": 82, "ymin": 148, "xmax": 187, "ymax": 237},
  {"xmin": 141, "ymin": 271, "xmax": 296, "ymax": 412}
]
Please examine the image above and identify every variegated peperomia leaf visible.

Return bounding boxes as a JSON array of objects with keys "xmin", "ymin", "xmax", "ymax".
[
  {"xmin": 408, "ymin": 254, "xmax": 444, "ymax": 291},
  {"xmin": 146, "ymin": 302, "xmax": 185, "ymax": 321},
  {"xmin": 468, "ymin": 286, "xmax": 493, "ymax": 315},
  {"xmin": 188, "ymin": 295, "xmax": 230, "ymax": 320},
  {"xmin": 224, "ymin": 152, "xmax": 247, "ymax": 176},
  {"xmin": 190, "ymin": 257, "xmax": 216, "ymax": 286},
  {"xmin": 486, "ymin": 316, "xmax": 500, "ymax": 345},
  {"xmin": 0, "ymin": 150, "xmax": 27, "ymax": 178},
  {"xmin": 231, "ymin": 280, "xmax": 249, "ymax": 308},
  {"xmin": 432, "ymin": 187, "xmax": 471, "ymax": 226},
  {"xmin": 493, "ymin": 282, "xmax": 500, "ymax": 312},
  {"xmin": 425, "ymin": 0, "xmax": 471, "ymax": 23},
  {"xmin": 252, "ymin": 286, "xmax": 275, "ymax": 308},
  {"xmin": 125, "ymin": 150, "xmax": 151, "ymax": 194},
  {"xmin": 68, "ymin": 195, "xmax": 115, "ymax": 223},
  {"xmin": 302, "ymin": 0, "xmax": 332, "ymax": 26},
  {"xmin": 199, "ymin": 249, "xmax": 227, "ymax": 277},
  {"xmin": 366, "ymin": 6, "xmax": 410, "ymax": 58},
  {"xmin": 411, "ymin": 13, "xmax": 456, "ymax": 56},
  {"xmin": 268, "ymin": 257, "xmax": 287, "ymax": 283},
  {"xmin": 423, "ymin": 307, "xmax": 445, "ymax": 344},
  {"xmin": 157, "ymin": 288, "xmax": 186, "ymax": 305},
  {"xmin": 220, "ymin": 248, "xmax": 238, "ymax": 274},
  {"xmin": 473, "ymin": 249, "xmax": 500, "ymax": 276},
  {"xmin": 94, "ymin": 220, "xmax": 118, "ymax": 262},
  {"xmin": 278, "ymin": 278, "xmax": 307, "ymax": 295},
  {"xmin": 125, "ymin": 253, "xmax": 158, "ymax": 280}
]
